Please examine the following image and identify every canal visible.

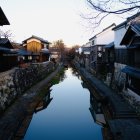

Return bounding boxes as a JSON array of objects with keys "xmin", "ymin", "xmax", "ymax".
[{"xmin": 24, "ymin": 67, "xmax": 103, "ymax": 140}]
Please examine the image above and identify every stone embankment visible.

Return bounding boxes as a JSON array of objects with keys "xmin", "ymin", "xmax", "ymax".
[
  {"xmin": 0, "ymin": 62, "xmax": 62, "ymax": 140},
  {"xmin": 73, "ymin": 61, "xmax": 140, "ymax": 140},
  {"xmin": 0, "ymin": 62, "xmax": 55, "ymax": 113}
]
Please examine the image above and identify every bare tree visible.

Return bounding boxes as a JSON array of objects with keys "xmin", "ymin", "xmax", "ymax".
[
  {"xmin": 52, "ymin": 40, "xmax": 66, "ymax": 62},
  {"xmin": 67, "ymin": 45, "xmax": 80, "ymax": 60},
  {"xmin": 0, "ymin": 29, "xmax": 13, "ymax": 40},
  {"xmin": 71, "ymin": 45, "xmax": 80, "ymax": 49},
  {"xmin": 84, "ymin": 0, "xmax": 140, "ymax": 28}
]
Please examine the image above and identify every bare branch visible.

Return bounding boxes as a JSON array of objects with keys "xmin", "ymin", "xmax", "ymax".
[
  {"xmin": 87, "ymin": 0, "xmax": 140, "ymax": 14},
  {"xmin": 83, "ymin": 0, "xmax": 140, "ymax": 28}
]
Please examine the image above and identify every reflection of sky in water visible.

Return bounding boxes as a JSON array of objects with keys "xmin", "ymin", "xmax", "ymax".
[{"xmin": 24, "ymin": 68, "xmax": 103, "ymax": 140}]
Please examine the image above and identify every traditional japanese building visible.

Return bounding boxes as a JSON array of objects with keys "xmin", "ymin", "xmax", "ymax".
[
  {"xmin": 0, "ymin": 7, "xmax": 17, "ymax": 72},
  {"xmin": 22, "ymin": 35, "xmax": 50, "ymax": 62},
  {"xmin": 112, "ymin": 12, "xmax": 140, "ymax": 92},
  {"xmin": 120, "ymin": 20, "xmax": 140, "ymax": 102},
  {"xmin": 78, "ymin": 43, "xmax": 91, "ymax": 70},
  {"xmin": 0, "ymin": 7, "xmax": 10, "ymax": 26},
  {"xmin": 89, "ymin": 23, "xmax": 116, "ymax": 77},
  {"xmin": 104, "ymin": 42, "xmax": 115, "ymax": 86},
  {"xmin": 49, "ymin": 47, "xmax": 61, "ymax": 63},
  {"xmin": 0, "ymin": 38, "xmax": 17, "ymax": 71}
]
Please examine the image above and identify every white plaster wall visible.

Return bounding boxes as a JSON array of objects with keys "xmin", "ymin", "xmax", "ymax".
[
  {"xmin": 79, "ymin": 47, "xmax": 82, "ymax": 54},
  {"xmin": 85, "ymin": 42, "xmax": 91, "ymax": 47},
  {"xmin": 84, "ymin": 52, "xmax": 90, "ymax": 55},
  {"xmin": 96, "ymin": 28, "xmax": 114, "ymax": 45},
  {"xmin": 114, "ymin": 26, "xmax": 127, "ymax": 49}
]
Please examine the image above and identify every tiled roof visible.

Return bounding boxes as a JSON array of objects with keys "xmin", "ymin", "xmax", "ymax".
[
  {"xmin": 89, "ymin": 23, "xmax": 116, "ymax": 40},
  {"xmin": 0, "ymin": 46, "xmax": 10, "ymax": 51},
  {"xmin": 0, "ymin": 7, "xmax": 10, "ymax": 26},
  {"xmin": 40, "ymin": 48, "xmax": 50, "ymax": 54},
  {"xmin": 113, "ymin": 12, "xmax": 140, "ymax": 30},
  {"xmin": 82, "ymin": 47, "xmax": 91, "ymax": 52},
  {"xmin": 120, "ymin": 20, "xmax": 140, "ymax": 45},
  {"xmin": 0, "ymin": 46, "xmax": 17, "ymax": 54},
  {"xmin": 104, "ymin": 42, "xmax": 114, "ymax": 48},
  {"xmin": 23, "ymin": 35, "xmax": 50, "ymax": 44},
  {"xmin": 122, "ymin": 66, "xmax": 140, "ymax": 79},
  {"xmin": 17, "ymin": 49, "xmax": 32, "ymax": 56},
  {"xmin": 0, "ymin": 38, "xmax": 13, "ymax": 49},
  {"xmin": 0, "ymin": 38, "xmax": 9, "ymax": 44},
  {"xmin": 131, "ymin": 21, "xmax": 140, "ymax": 36}
]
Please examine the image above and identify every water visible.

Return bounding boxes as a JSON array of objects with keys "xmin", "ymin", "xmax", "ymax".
[{"xmin": 24, "ymin": 67, "xmax": 103, "ymax": 140}]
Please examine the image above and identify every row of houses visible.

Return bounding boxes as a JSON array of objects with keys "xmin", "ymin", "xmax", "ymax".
[
  {"xmin": 0, "ymin": 7, "xmax": 60, "ymax": 72},
  {"xmin": 75, "ymin": 13, "xmax": 140, "ymax": 106}
]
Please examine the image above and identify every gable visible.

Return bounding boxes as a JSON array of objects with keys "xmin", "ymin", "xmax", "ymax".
[
  {"xmin": 0, "ymin": 7, "xmax": 10, "ymax": 26},
  {"xmin": 23, "ymin": 35, "xmax": 50, "ymax": 45},
  {"xmin": 0, "ymin": 38, "xmax": 13, "ymax": 49},
  {"xmin": 120, "ymin": 22, "xmax": 140, "ymax": 46},
  {"xmin": 27, "ymin": 38, "xmax": 41, "ymax": 44},
  {"xmin": 120, "ymin": 26, "xmax": 135, "ymax": 45}
]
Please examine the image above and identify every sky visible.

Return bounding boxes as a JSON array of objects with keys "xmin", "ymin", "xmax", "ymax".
[{"xmin": 0, "ymin": 0, "xmax": 124, "ymax": 47}]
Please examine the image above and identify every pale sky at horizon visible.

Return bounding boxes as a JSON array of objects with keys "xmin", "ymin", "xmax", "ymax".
[{"xmin": 0, "ymin": 0, "xmax": 124, "ymax": 47}]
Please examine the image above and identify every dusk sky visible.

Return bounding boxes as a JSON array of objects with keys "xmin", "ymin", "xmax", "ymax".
[{"xmin": 0, "ymin": 0, "xmax": 124, "ymax": 47}]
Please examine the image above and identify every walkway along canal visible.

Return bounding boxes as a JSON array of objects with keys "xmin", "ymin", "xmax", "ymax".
[
  {"xmin": 73, "ymin": 62, "xmax": 140, "ymax": 140},
  {"xmin": 23, "ymin": 67, "xmax": 103, "ymax": 140}
]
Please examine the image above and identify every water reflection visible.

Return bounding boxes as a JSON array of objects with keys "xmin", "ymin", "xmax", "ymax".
[
  {"xmin": 24, "ymin": 67, "xmax": 103, "ymax": 140},
  {"xmin": 51, "ymin": 69, "xmax": 66, "ymax": 85},
  {"xmin": 35, "ymin": 90, "xmax": 53, "ymax": 113},
  {"xmin": 89, "ymin": 93, "xmax": 106, "ymax": 126},
  {"xmin": 71, "ymin": 66, "xmax": 81, "ymax": 79}
]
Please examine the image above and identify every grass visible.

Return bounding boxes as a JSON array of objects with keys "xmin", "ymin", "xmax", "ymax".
[
  {"xmin": 37, "ymin": 67, "xmax": 65, "ymax": 98},
  {"xmin": 50, "ymin": 67, "xmax": 65, "ymax": 85}
]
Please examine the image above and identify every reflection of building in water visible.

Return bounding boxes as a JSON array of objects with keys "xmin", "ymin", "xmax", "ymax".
[
  {"xmin": 81, "ymin": 81, "xmax": 88, "ymax": 89},
  {"xmin": 35, "ymin": 91, "xmax": 53, "ymax": 113},
  {"xmin": 89, "ymin": 93, "xmax": 112, "ymax": 140},
  {"xmin": 89, "ymin": 93, "xmax": 106, "ymax": 125}
]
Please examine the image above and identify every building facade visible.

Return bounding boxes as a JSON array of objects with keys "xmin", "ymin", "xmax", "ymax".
[
  {"xmin": 22, "ymin": 35, "xmax": 50, "ymax": 62},
  {"xmin": 0, "ymin": 7, "xmax": 17, "ymax": 72},
  {"xmin": 120, "ymin": 20, "xmax": 140, "ymax": 104},
  {"xmin": 112, "ymin": 12, "xmax": 140, "ymax": 92},
  {"xmin": 89, "ymin": 24, "xmax": 116, "ymax": 78}
]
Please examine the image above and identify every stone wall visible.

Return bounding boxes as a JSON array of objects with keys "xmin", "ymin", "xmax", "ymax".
[
  {"xmin": 112, "ymin": 63, "xmax": 126, "ymax": 92},
  {"xmin": 0, "ymin": 61, "xmax": 55, "ymax": 113}
]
